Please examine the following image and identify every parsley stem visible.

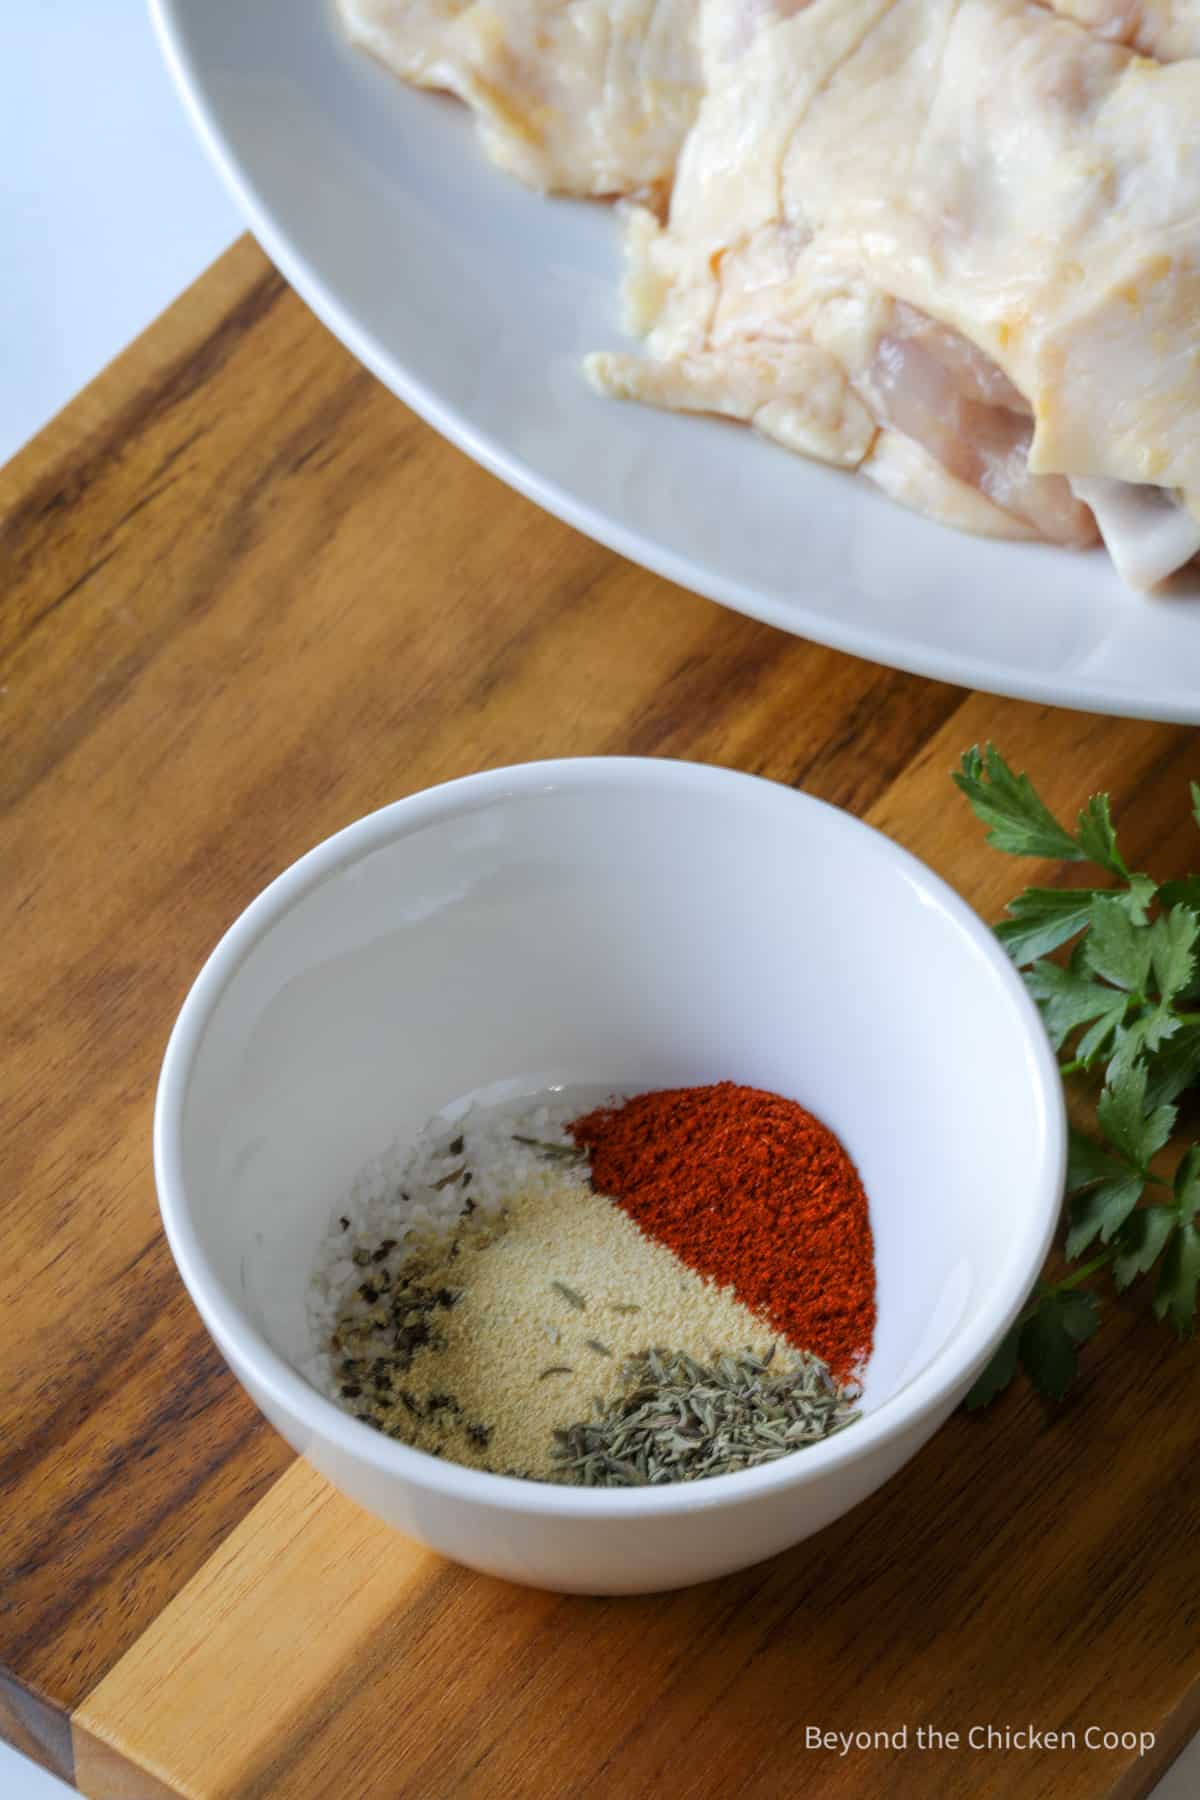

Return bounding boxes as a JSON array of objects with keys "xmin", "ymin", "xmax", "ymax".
[
  {"xmin": 1017, "ymin": 1251, "xmax": 1116, "ymax": 1327},
  {"xmin": 1045, "ymin": 1250, "xmax": 1115, "ymax": 1292}
]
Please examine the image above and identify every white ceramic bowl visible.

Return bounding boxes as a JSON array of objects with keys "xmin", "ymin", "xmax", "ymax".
[{"xmin": 155, "ymin": 758, "xmax": 1064, "ymax": 1593}]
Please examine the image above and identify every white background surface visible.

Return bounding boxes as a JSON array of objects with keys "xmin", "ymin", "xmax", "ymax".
[
  {"xmin": 0, "ymin": 3, "xmax": 1196, "ymax": 1794},
  {"xmin": 0, "ymin": 0, "xmax": 239, "ymax": 468}
]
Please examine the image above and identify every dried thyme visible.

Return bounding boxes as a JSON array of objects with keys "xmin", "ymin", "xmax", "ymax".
[
  {"xmin": 550, "ymin": 1279, "xmax": 587, "ymax": 1311},
  {"xmin": 513, "ymin": 1134, "xmax": 586, "ymax": 1162},
  {"xmin": 551, "ymin": 1347, "xmax": 860, "ymax": 1487}
]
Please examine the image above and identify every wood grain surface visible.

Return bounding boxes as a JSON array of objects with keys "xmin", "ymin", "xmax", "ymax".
[{"xmin": 3, "ymin": 236, "xmax": 1200, "ymax": 1800}]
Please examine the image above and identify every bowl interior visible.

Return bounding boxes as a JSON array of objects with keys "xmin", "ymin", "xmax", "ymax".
[{"xmin": 173, "ymin": 767, "xmax": 1057, "ymax": 1427}]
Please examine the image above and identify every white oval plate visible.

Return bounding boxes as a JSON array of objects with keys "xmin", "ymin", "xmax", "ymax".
[{"xmin": 151, "ymin": 0, "xmax": 1200, "ymax": 719}]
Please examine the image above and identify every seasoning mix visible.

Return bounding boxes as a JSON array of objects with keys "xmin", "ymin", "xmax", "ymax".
[{"xmin": 309, "ymin": 1082, "xmax": 875, "ymax": 1487}]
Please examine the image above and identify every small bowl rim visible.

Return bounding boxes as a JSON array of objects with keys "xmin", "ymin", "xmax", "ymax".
[{"xmin": 154, "ymin": 756, "xmax": 1065, "ymax": 1518}]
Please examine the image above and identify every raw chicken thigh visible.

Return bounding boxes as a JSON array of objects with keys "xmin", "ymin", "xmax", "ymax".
[
  {"xmin": 588, "ymin": 0, "xmax": 1200, "ymax": 583},
  {"xmin": 1044, "ymin": 0, "xmax": 1200, "ymax": 61},
  {"xmin": 339, "ymin": 0, "xmax": 703, "ymax": 196},
  {"xmin": 342, "ymin": 0, "xmax": 1200, "ymax": 587}
]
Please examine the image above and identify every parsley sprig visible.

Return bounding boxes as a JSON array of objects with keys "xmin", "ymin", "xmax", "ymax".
[{"xmin": 954, "ymin": 746, "xmax": 1200, "ymax": 1405}]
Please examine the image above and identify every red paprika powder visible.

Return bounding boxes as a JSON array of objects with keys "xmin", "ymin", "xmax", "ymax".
[{"xmin": 568, "ymin": 1081, "xmax": 875, "ymax": 1384}]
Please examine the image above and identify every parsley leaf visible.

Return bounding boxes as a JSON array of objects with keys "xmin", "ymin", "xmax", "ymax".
[
  {"xmin": 1109, "ymin": 1008, "xmax": 1183, "ymax": 1083},
  {"xmin": 966, "ymin": 1287, "xmax": 1104, "ymax": 1407},
  {"xmin": 1144, "ymin": 1025, "xmax": 1200, "ymax": 1108},
  {"xmin": 1074, "ymin": 793, "xmax": 1129, "ymax": 878},
  {"xmin": 1066, "ymin": 1183, "xmax": 1144, "ymax": 1259},
  {"xmin": 995, "ymin": 889, "xmax": 1099, "ymax": 966},
  {"xmin": 1121, "ymin": 873, "xmax": 1159, "ymax": 926},
  {"xmin": 1154, "ymin": 1224, "xmax": 1200, "ymax": 1334},
  {"xmin": 1150, "ymin": 905, "xmax": 1199, "ymax": 1006},
  {"xmin": 1112, "ymin": 1207, "xmax": 1178, "ymax": 1291},
  {"xmin": 1066, "ymin": 1128, "xmax": 1129, "ymax": 1191},
  {"xmin": 1096, "ymin": 1063, "xmax": 1176, "ymax": 1171},
  {"xmin": 1175, "ymin": 1146, "xmax": 1200, "ymax": 1226},
  {"xmin": 955, "ymin": 748, "xmax": 1200, "ymax": 1403},
  {"xmin": 954, "ymin": 747, "xmax": 1086, "ymax": 862},
  {"xmin": 1024, "ymin": 961, "xmax": 1128, "ymax": 1057},
  {"xmin": 1082, "ymin": 894, "xmax": 1153, "ymax": 992},
  {"xmin": 1020, "ymin": 1291, "xmax": 1101, "ymax": 1400},
  {"xmin": 964, "ymin": 1325, "xmax": 1021, "ymax": 1410},
  {"xmin": 1064, "ymin": 1127, "xmax": 1144, "ymax": 1257},
  {"xmin": 1090, "ymin": 1142, "xmax": 1200, "ymax": 1296}
]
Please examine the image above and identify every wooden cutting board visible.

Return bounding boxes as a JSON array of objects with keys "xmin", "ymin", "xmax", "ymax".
[{"xmin": 4, "ymin": 236, "xmax": 1200, "ymax": 1800}]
